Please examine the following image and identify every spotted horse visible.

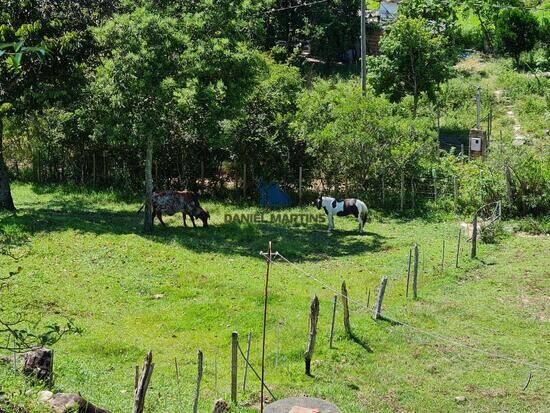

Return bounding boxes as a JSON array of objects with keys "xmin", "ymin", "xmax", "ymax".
[{"xmin": 314, "ymin": 196, "xmax": 368, "ymax": 233}]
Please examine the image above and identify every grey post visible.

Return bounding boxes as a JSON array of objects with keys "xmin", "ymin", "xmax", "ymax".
[
  {"xmin": 373, "ymin": 277, "xmax": 388, "ymax": 320},
  {"xmin": 456, "ymin": 228, "xmax": 462, "ymax": 268},
  {"xmin": 471, "ymin": 215, "xmax": 478, "ymax": 259},
  {"xmin": 243, "ymin": 164, "xmax": 247, "ymax": 198},
  {"xmin": 329, "ymin": 295, "xmax": 337, "ymax": 349},
  {"xmin": 413, "ymin": 244, "xmax": 419, "ymax": 297},
  {"xmin": 476, "ymin": 86, "xmax": 481, "ymax": 129},
  {"xmin": 406, "ymin": 248, "xmax": 412, "ymax": 298},
  {"xmin": 231, "ymin": 332, "xmax": 238, "ymax": 404}
]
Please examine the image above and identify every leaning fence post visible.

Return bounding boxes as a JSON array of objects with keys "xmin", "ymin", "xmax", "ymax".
[
  {"xmin": 305, "ymin": 296, "xmax": 320, "ymax": 376},
  {"xmin": 192, "ymin": 350, "xmax": 203, "ymax": 413},
  {"xmin": 231, "ymin": 332, "xmax": 238, "ymax": 404},
  {"xmin": 456, "ymin": 228, "xmax": 462, "ymax": 268},
  {"xmin": 133, "ymin": 351, "xmax": 154, "ymax": 413},
  {"xmin": 329, "ymin": 295, "xmax": 337, "ymax": 349},
  {"xmin": 242, "ymin": 333, "xmax": 252, "ymax": 392},
  {"xmin": 373, "ymin": 277, "xmax": 388, "ymax": 320},
  {"xmin": 341, "ymin": 282, "xmax": 352, "ymax": 337},
  {"xmin": 413, "ymin": 244, "xmax": 419, "ymax": 296},
  {"xmin": 471, "ymin": 215, "xmax": 478, "ymax": 259},
  {"xmin": 406, "ymin": 248, "xmax": 412, "ymax": 298}
]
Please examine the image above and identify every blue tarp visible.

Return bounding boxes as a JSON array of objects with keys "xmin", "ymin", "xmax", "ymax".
[{"xmin": 258, "ymin": 180, "xmax": 291, "ymax": 208}]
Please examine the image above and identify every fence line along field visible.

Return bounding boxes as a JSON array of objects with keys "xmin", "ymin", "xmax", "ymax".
[{"xmin": 1, "ymin": 184, "xmax": 548, "ymax": 412}]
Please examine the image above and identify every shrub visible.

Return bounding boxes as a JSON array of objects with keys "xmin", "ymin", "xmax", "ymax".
[
  {"xmin": 481, "ymin": 221, "xmax": 506, "ymax": 244},
  {"xmin": 495, "ymin": 9, "xmax": 539, "ymax": 67}
]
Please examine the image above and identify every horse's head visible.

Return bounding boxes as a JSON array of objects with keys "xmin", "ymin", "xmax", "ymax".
[{"xmin": 314, "ymin": 196, "xmax": 323, "ymax": 210}]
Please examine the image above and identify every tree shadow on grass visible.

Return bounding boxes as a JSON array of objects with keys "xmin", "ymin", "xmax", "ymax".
[{"xmin": 2, "ymin": 202, "xmax": 386, "ymax": 262}]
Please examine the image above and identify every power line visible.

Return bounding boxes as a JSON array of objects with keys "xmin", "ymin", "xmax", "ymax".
[{"xmin": 273, "ymin": 252, "xmax": 550, "ymax": 373}]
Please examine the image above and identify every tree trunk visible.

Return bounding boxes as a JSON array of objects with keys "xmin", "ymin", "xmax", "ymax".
[
  {"xmin": 144, "ymin": 137, "xmax": 154, "ymax": 233},
  {"xmin": 0, "ymin": 117, "xmax": 16, "ymax": 211}
]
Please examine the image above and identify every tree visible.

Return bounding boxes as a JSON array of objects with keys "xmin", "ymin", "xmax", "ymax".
[
  {"xmin": 368, "ymin": 17, "xmax": 451, "ymax": 117},
  {"xmin": 90, "ymin": 7, "xmax": 262, "ymax": 232},
  {"xmin": 294, "ymin": 79, "xmax": 437, "ymax": 197},
  {"xmin": 0, "ymin": 0, "xmax": 117, "ymax": 211},
  {"xmin": 495, "ymin": 8, "xmax": 539, "ymax": 66},
  {"xmin": 462, "ymin": 0, "xmax": 521, "ymax": 52},
  {"xmin": 399, "ymin": 0, "xmax": 459, "ymax": 60},
  {"xmin": 224, "ymin": 60, "xmax": 305, "ymax": 189}
]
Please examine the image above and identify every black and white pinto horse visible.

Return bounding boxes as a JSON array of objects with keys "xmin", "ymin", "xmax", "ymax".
[{"xmin": 315, "ymin": 196, "xmax": 369, "ymax": 233}]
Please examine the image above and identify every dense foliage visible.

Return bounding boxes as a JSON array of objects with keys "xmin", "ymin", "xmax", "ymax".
[{"xmin": 0, "ymin": 0, "xmax": 548, "ymax": 218}]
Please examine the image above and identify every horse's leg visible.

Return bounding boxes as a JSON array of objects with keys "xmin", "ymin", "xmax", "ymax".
[
  {"xmin": 328, "ymin": 213, "xmax": 334, "ymax": 231},
  {"xmin": 157, "ymin": 212, "xmax": 166, "ymax": 227},
  {"xmin": 182, "ymin": 212, "xmax": 187, "ymax": 227}
]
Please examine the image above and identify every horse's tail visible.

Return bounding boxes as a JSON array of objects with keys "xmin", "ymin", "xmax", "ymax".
[{"xmin": 359, "ymin": 200, "xmax": 369, "ymax": 222}]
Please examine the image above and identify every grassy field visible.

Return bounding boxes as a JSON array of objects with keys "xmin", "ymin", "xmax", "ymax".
[{"xmin": 0, "ymin": 184, "xmax": 548, "ymax": 412}]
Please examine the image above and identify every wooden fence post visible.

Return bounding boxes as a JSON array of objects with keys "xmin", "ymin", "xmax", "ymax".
[
  {"xmin": 329, "ymin": 295, "xmax": 337, "ymax": 349},
  {"xmin": 242, "ymin": 333, "xmax": 252, "ymax": 392},
  {"xmin": 453, "ymin": 176, "xmax": 458, "ymax": 208},
  {"xmin": 413, "ymin": 248, "xmax": 419, "ymax": 299},
  {"xmin": 411, "ymin": 179, "xmax": 416, "ymax": 210},
  {"xmin": 341, "ymin": 282, "xmax": 352, "ymax": 337},
  {"xmin": 381, "ymin": 176, "xmax": 385, "ymax": 205},
  {"xmin": 471, "ymin": 215, "xmax": 478, "ymax": 259},
  {"xmin": 373, "ymin": 277, "xmax": 388, "ymax": 320},
  {"xmin": 406, "ymin": 248, "xmax": 412, "ymax": 298},
  {"xmin": 305, "ymin": 296, "xmax": 320, "ymax": 376},
  {"xmin": 298, "ymin": 166, "xmax": 303, "ymax": 205},
  {"xmin": 192, "ymin": 350, "xmax": 203, "ymax": 413},
  {"xmin": 92, "ymin": 153, "xmax": 96, "ymax": 186},
  {"xmin": 400, "ymin": 170, "xmax": 405, "ymax": 212},
  {"xmin": 413, "ymin": 244, "xmax": 419, "ymax": 296},
  {"xmin": 441, "ymin": 240, "xmax": 445, "ymax": 274},
  {"xmin": 133, "ymin": 351, "xmax": 154, "ymax": 413},
  {"xmin": 231, "ymin": 332, "xmax": 238, "ymax": 404},
  {"xmin": 456, "ymin": 228, "xmax": 462, "ymax": 268}
]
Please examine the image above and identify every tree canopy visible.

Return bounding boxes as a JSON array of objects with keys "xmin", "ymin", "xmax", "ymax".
[{"xmin": 368, "ymin": 17, "xmax": 451, "ymax": 116}]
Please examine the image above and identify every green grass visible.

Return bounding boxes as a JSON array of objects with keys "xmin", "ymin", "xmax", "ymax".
[{"xmin": 1, "ymin": 183, "xmax": 549, "ymax": 412}]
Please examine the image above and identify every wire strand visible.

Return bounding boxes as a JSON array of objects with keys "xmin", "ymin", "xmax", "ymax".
[{"xmin": 273, "ymin": 252, "xmax": 550, "ymax": 373}]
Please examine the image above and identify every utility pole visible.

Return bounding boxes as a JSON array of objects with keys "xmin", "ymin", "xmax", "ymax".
[
  {"xmin": 360, "ymin": 0, "xmax": 367, "ymax": 95},
  {"xmin": 476, "ymin": 86, "xmax": 481, "ymax": 129}
]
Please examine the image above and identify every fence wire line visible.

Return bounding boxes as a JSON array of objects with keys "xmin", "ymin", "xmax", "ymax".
[
  {"xmin": 236, "ymin": 341, "xmax": 277, "ymax": 400},
  {"xmin": 273, "ymin": 252, "xmax": 550, "ymax": 373}
]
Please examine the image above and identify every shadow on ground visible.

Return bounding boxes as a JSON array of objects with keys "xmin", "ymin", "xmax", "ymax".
[{"xmin": 1, "ymin": 200, "xmax": 386, "ymax": 262}]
